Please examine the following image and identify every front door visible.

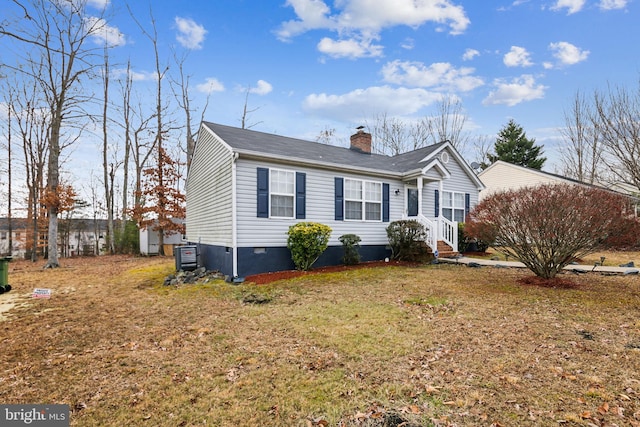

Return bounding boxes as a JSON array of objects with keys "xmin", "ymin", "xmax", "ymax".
[{"xmin": 407, "ymin": 188, "xmax": 418, "ymax": 217}]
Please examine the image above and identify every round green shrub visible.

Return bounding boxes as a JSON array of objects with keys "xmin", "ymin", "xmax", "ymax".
[
  {"xmin": 386, "ymin": 220, "xmax": 428, "ymax": 261},
  {"xmin": 339, "ymin": 234, "xmax": 361, "ymax": 265},
  {"xmin": 287, "ymin": 222, "xmax": 332, "ymax": 271}
]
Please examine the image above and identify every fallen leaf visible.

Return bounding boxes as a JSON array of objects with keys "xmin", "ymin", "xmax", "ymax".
[
  {"xmin": 580, "ymin": 411, "xmax": 592, "ymax": 419},
  {"xmin": 425, "ymin": 384, "xmax": 441, "ymax": 394},
  {"xmin": 597, "ymin": 402, "xmax": 609, "ymax": 414},
  {"xmin": 402, "ymin": 405, "xmax": 421, "ymax": 414}
]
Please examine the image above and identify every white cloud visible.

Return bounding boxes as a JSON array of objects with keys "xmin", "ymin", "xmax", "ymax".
[
  {"xmin": 303, "ymin": 86, "xmax": 442, "ymax": 121},
  {"xmin": 318, "ymin": 36, "xmax": 383, "ymax": 59},
  {"xmin": 84, "ymin": 16, "xmax": 125, "ymax": 47},
  {"xmin": 111, "ymin": 68, "xmax": 155, "ymax": 81},
  {"xmin": 87, "ymin": 0, "xmax": 109, "ymax": 8},
  {"xmin": 599, "ymin": 0, "xmax": 628, "ymax": 9},
  {"xmin": 196, "ymin": 78, "xmax": 225, "ymax": 94},
  {"xmin": 462, "ymin": 48, "xmax": 480, "ymax": 61},
  {"xmin": 381, "ymin": 60, "xmax": 483, "ymax": 92},
  {"xmin": 174, "ymin": 17, "xmax": 207, "ymax": 50},
  {"xmin": 503, "ymin": 46, "xmax": 533, "ymax": 67},
  {"xmin": 483, "ymin": 75, "xmax": 547, "ymax": 106},
  {"xmin": 401, "ymin": 38, "xmax": 415, "ymax": 50},
  {"xmin": 276, "ymin": 0, "xmax": 336, "ymax": 39},
  {"xmin": 548, "ymin": 41, "xmax": 589, "ymax": 66},
  {"xmin": 250, "ymin": 80, "xmax": 273, "ymax": 96},
  {"xmin": 551, "ymin": 0, "xmax": 586, "ymax": 14},
  {"xmin": 277, "ymin": 0, "xmax": 470, "ymax": 58}
]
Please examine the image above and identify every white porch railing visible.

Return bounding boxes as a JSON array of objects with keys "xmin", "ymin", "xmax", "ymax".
[
  {"xmin": 415, "ymin": 214, "xmax": 437, "ymax": 253},
  {"xmin": 406, "ymin": 215, "xmax": 458, "ymax": 255},
  {"xmin": 438, "ymin": 216, "xmax": 458, "ymax": 253}
]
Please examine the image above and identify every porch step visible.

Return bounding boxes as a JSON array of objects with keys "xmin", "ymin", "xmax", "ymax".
[
  {"xmin": 434, "ymin": 240, "xmax": 458, "ymax": 259},
  {"xmin": 437, "ymin": 241, "xmax": 452, "ymax": 252}
]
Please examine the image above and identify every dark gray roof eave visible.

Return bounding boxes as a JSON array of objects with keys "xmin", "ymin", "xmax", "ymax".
[{"xmin": 203, "ymin": 121, "xmax": 446, "ymax": 175}]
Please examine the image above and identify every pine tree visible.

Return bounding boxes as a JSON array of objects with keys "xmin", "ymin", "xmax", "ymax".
[{"xmin": 486, "ymin": 119, "xmax": 546, "ymax": 169}]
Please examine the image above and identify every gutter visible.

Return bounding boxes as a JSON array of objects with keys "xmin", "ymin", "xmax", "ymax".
[{"xmin": 236, "ymin": 150, "xmax": 405, "ymax": 179}]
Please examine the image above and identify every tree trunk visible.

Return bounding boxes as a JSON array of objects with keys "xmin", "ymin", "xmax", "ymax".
[{"xmin": 45, "ymin": 120, "xmax": 60, "ymax": 268}]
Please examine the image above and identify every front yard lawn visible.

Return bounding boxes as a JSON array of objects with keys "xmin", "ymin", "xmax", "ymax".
[{"xmin": 1, "ymin": 255, "xmax": 639, "ymax": 426}]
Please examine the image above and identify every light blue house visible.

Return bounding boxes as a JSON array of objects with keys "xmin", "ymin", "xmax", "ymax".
[{"xmin": 185, "ymin": 122, "xmax": 484, "ymax": 277}]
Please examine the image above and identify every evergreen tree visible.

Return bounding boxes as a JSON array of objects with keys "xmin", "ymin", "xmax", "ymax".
[{"xmin": 486, "ymin": 119, "xmax": 546, "ymax": 169}]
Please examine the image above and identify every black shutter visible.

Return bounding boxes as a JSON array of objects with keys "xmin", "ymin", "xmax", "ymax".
[
  {"xmin": 296, "ymin": 172, "xmax": 306, "ymax": 219},
  {"xmin": 434, "ymin": 189, "xmax": 439, "ymax": 217},
  {"xmin": 334, "ymin": 177, "xmax": 344, "ymax": 221},
  {"xmin": 464, "ymin": 193, "xmax": 470, "ymax": 220},
  {"xmin": 382, "ymin": 183, "xmax": 390, "ymax": 222},
  {"xmin": 257, "ymin": 168, "xmax": 269, "ymax": 218}
]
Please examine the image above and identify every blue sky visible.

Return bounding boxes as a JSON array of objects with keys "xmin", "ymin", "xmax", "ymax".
[
  {"xmin": 6, "ymin": 0, "xmax": 640, "ymax": 176},
  {"xmin": 127, "ymin": 0, "xmax": 635, "ymax": 169}
]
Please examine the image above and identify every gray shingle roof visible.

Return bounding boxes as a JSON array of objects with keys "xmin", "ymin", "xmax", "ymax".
[{"xmin": 203, "ymin": 121, "xmax": 446, "ymax": 175}]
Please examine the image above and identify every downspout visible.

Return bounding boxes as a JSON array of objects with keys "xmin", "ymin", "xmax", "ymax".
[{"xmin": 232, "ymin": 152, "xmax": 239, "ymax": 277}]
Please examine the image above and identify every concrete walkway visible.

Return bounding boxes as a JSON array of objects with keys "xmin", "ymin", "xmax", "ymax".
[{"xmin": 438, "ymin": 256, "xmax": 639, "ymax": 275}]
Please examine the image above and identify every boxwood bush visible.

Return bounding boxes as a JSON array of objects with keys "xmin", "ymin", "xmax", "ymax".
[
  {"xmin": 339, "ymin": 234, "xmax": 361, "ymax": 265},
  {"xmin": 386, "ymin": 220, "xmax": 428, "ymax": 261},
  {"xmin": 287, "ymin": 222, "xmax": 332, "ymax": 271}
]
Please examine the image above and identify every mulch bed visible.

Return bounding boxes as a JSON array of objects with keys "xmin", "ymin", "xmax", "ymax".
[{"xmin": 245, "ymin": 260, "xmax": 420, "ymax": 284}]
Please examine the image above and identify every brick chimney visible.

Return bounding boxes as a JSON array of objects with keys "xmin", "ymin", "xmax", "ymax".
[{"xmin": 350, "ymin": 126, "xmax": 372, "ymax": 154}]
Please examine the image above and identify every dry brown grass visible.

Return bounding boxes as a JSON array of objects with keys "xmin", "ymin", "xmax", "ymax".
[{"xmin": 1, "ymin": 254, "xmax": 640, "ymax": 426}]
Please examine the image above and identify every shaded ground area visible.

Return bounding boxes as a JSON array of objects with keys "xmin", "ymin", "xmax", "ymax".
[{"xmin": 1, "ymin": 255, "xmax": 639, "ymax": 426}]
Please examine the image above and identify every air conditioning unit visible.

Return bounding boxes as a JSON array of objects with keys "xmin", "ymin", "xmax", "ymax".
[{"xmin": 175, "ymin": 245, "xmax": 198, "ymax": 271}]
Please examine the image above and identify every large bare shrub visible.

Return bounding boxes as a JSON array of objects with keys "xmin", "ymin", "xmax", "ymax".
[{"xmin": 466, "ymin": 183, "xmax": 635, "ymax": 278}]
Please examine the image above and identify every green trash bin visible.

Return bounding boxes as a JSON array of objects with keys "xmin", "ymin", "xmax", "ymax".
[{"xmin": 0, "ymin": 256, "xmax": 12, "ymax": 289}]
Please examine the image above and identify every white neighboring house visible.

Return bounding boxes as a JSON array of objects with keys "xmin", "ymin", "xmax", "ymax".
[
  {"xmin": 478, "ymin": 160, "xmax": 593, "ymax": 200},
  {"xmin": 478, "ymin": 160, "xmax": 639, "ymax": 213},
  {"xmin": 0, "ymin": 217, "xmax": 108, "ymax": 258},
  {"xmin": 139, "ymin": 219, "xmax": 186, "ymax": 255}
]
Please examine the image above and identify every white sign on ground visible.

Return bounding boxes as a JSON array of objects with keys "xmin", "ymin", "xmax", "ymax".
[{"xmin": 32, "ymin": 288, "xmax": 52, "ymax": 299}]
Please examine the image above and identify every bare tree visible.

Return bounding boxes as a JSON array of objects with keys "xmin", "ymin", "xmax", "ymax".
[
  {"xmin": 130, "ymin": 7, "xmax": 178, "ymax": 255},
  {"xmin": 593, "ymin": 82, "xmax": 640, "ymax": 191},
  {"xmin": 0, "ymin": 89, "xmax": 15, "ymax": 256},
  {"xmin": 368, "ymin": 113, "xmax": 409, "ymax": 155},
  {"xmin": 115, "ymin": 59, "xmax": 157, "ymax": 248},
  {"xmin": 366, "ymin": 97, "xmax": 469, "ymax": 156},
  {"xmin": 422, "ymin": 95, "xmax": 470, "ymax": 154},
  {"xmin": 0, "ymin": 0, "xmax": 105, "ymax": 267},
  {"xmin": 118, "ymin": 60, "xmax": 134, "ymax": 250},
  {"xmin": 559, "ymin": 90, "xmax": 604, "ymax": 184},
  {"xmin": 9, "ymin": 72, "xmax": 49, "ymax": 261},
  {"xmin": 316, "ymin": 126, "xmax": 336, "ymax": 145},
  {"xmin": 472, "ymin": 134, "xmax": 493, "ymax": 170},
  {"xmin": 100, "ymin": 47, "xmax": 116, "ymax": 254},
  {"xmin": 240, "ymin": 85, "xmax": 263, "ymax": 130},
  {"xmin": 170, "ymin": 53, "xmax": 210, "ymax": 170}
]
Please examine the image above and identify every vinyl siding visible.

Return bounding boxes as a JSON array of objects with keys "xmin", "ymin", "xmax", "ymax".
[
  {"xmin": 235, "ymin": 158, "xmax": 405, "ymax": 248},
  {"xmin": 185, "ymin": 128, "xmax": 234, "ymax": 246},
  {"xmin": 423, "ymin": 147, "xmax": 480, "ymax": 220},
  {"xmin": 479, "ymin": 162, "xmax": 563, "ymax": 200}
]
